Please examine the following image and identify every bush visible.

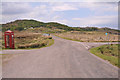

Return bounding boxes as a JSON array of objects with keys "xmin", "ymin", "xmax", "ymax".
[{"xmin": 16, "ymin": 27, "xmax": 24, "ymax": 31}]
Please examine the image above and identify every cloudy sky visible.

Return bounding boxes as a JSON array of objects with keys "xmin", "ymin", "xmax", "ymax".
[{"xmin": 1, "ymin": 2, "xmax": 118, "ymax": 29}]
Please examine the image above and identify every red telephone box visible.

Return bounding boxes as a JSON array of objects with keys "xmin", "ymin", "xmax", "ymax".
[{"xmin": 4, "ymin": 30, "xmax": 15, "ymax": 49}]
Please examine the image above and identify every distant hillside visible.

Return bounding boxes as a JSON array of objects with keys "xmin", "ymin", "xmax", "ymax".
[
  {"xmin": 2, "ymin": 19, "xmax": 119, "ymax": 33},
  {"xmin": 2, "ymin": 19, "xmax": 71, "ymax": 31}
]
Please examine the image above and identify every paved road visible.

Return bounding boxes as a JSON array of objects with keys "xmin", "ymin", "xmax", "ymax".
[{"xmin": 2, "ymin": 36, "xmax": 118, "ymax": 78}]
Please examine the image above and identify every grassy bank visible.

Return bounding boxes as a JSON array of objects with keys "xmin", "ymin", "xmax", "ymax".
[
  {"xmin": 89, "ymin": 44, "xmax": 119, "ymax": 67},
  {"xmin": 55, "ymin": 31, "xmax": 119, "ymax": 42},
  {"xmin": 2, "ymin": 31, "xmax": 54, "ymax": 49}
]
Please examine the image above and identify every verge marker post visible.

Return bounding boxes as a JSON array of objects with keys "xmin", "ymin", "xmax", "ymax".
[{"xmin": 106, "ymin": 32, "xmax": 109, "ymax": 48}]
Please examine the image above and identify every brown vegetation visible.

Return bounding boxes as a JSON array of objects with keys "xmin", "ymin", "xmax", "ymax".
[
  {"xmin": 55, "ymin": 31, "xmax": 119, "ymax": 42},
  {"xmin": 2, "ymin": 31, "xmax": 53, "ymax": 49}
]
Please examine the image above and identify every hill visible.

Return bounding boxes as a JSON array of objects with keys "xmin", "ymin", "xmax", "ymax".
[
  {"xmin": 2, "ymin": 19, "xmax": 119, "ymax": 33},
  {"xmin": 2, "ymin": 19, "xmax": 70, "ymax": 32}
]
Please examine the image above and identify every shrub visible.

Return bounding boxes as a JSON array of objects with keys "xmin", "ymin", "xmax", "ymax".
[{"xmin": 16, "ymin": 27, "xmax": 24, "ymax": 31}]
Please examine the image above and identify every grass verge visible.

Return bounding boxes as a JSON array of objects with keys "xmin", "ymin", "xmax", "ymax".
[
  {"xmin": 55, "ymin": 31, "xmax": 119, "ymax": 42},
  {"xmin": 55, "ymin": 35, "xmax": 120, "ymax": 42},
  {"xmin": 89, "ymin": 44, "xmax": 119, "ymax": 67},
  {"xmin": 2, "ymin": 39, "xmax": 54, "ymax": 50}
]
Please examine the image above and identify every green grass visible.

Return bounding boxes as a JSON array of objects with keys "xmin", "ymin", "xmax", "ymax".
[
  {"xmin": 46, "ymin": 39, "xmax": 54, "ymax": 47},
  {"xmin": 89, "ymin": 44, "xmax": 119, "ymax": 67}
]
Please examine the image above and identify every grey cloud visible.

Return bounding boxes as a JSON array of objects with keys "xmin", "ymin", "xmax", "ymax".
[{"xmin": 2, "ymin": 2, "xmax": 32, "ymax": 15}]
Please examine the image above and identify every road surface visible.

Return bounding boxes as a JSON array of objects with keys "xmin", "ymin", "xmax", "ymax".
[{"xmin": 2, "ymin": 36, "xmax": 118, "ymax": 78}]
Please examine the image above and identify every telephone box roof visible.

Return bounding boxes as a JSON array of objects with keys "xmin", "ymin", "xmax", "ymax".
[{"xmin": 5, "ymin": 30, "xmax": 13, "ymax": 33}]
